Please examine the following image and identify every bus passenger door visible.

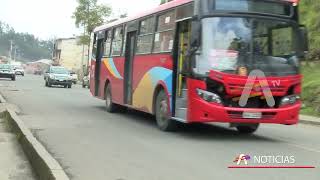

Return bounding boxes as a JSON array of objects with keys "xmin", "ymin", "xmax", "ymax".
[
  {"xmin": 174, "ymin": 20, "xmax": 191, "ymax": 120},
  {"xmin": 124, "ymin": 31, "xmax": 136, "ymax": 105},
  {"xmin": 94, "ymin": 38, "xmax": 104, "ymax": 96}
]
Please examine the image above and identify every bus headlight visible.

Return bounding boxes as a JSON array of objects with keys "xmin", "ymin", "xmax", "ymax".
[
  {"xmin": 196, "ymin": 89, "xmax": 222, "ymax": 104},
  {"xmin": 280, "ymin": 95, "xmax": 300, "ymax": 106}
]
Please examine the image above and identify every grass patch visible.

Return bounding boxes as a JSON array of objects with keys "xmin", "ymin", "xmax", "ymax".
[{"xmin": 301, "ymin": 61, "xmax": 320, "ymax": 117}]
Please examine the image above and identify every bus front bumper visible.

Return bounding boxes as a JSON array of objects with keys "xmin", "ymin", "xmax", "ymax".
[{"xmin": 188, "ymin": 99, "xmax": 301, "ymax": 125}]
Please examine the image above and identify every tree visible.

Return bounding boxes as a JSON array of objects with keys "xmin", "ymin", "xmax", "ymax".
[{"xmin": 72, "ymin": 0, "xmax": 112, "ymax": 46}]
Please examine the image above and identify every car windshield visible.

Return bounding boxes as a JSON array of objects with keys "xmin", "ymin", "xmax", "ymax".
[
  {"xmin": 0, "ymin": 64, "xmax": 12, "ymax": 70},
  {"xmin": 194, "ymin": 17, "xmax": 301, "ymax": 76},
  {"xmin": 51, "ymin": 67, "xmax": 69, "ymax": 74}
]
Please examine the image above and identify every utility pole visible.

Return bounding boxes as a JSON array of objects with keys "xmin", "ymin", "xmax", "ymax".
[
  {"xmin": 9, "ymin": 40, "xmax": 13, "ymax": 62},
  {"xmin": 13, "ymin": 47, "xmax": 17, "ymax": 62}
]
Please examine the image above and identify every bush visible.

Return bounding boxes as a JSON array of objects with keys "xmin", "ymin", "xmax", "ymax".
[{"xmin": 301, "ymin": 62, "xmax": 320, "ymax": 116}]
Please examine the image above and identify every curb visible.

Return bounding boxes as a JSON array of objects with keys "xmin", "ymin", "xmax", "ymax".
[
  {"xmin": 0, "ymin": 92, "xmax": 6, "ymax": 103},
  {"xmin": 299, "ymin": 115, "xmax": 320, "ymax": 126},
  {"xmin": 0, "ymin": 95, "xmax": 69, "ymax": 180}
]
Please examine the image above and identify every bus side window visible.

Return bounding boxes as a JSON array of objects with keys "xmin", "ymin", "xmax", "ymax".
[
  {"xmin": 104, "ymin": 30, "xmax": 112, "ymax": 57},
  {"xmin": 111, "ymin": 26, "xmax": 124, "ymax": 56},
  {"xmin": 272, "ymin": 27, "xmax": 293, "ymax": 56},
  {"xmin": 153, "ymin": 10, "xmax": 176, "ymax": 53},
  {"xmin": 91, "ymin": 34, "xmax": 97, "ymax": 59},
  {"xmin": 137, "ymin": 17, "xmax": 155, "ymax": 54}
]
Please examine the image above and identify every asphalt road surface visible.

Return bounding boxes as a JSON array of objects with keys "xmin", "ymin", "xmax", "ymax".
[{"xmin": 0, "ymin": 75, "xmax": 319, "ymax": 180}]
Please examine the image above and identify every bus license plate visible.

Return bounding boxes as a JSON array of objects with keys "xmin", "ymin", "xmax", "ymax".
[{"xmin": 242, "ymin": 112, "xmax": 262, "ymax": 119}]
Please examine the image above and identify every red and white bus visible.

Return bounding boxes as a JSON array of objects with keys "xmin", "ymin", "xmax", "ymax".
[{"xmin": 90, "ymin": 0, "xmax": 308, "ymax": 133}]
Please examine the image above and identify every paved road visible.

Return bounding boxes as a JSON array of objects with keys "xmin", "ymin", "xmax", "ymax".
[{"xmin": 0, "ymin": 75, "xmax": 319, "ymax": 180}]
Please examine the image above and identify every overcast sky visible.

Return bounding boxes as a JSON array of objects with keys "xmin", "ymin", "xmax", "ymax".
[{"xmin": 0, "ymin": 0, "xmax": 159, "ymax": 40}]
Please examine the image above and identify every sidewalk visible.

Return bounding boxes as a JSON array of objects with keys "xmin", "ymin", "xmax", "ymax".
[
  {"xmin": 300, "ymin": 114, "xmax": 320, "ymax": 126},
  {"xmin": 0, "ymin": 118, "xmax": 36, "ymax": 180}
]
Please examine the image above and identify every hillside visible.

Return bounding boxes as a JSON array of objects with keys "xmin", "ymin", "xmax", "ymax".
[{"xmin": 301, "ymin": 62, "xmax": 320, "ymax": 116}]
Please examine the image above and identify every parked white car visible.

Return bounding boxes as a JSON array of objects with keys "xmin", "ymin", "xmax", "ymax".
[
  {"xmin": 70, "ymin": 72, "xmax": 78, "ymax": 84},
  {"xmin": 13, "ymin": 66, "xmax": 25, "ymax": 76}
]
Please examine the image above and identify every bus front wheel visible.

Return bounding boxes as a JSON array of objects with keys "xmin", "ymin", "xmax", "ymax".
[{"xmin": 155, "ymin": 90, "xmax": 178, "ymax": 132}]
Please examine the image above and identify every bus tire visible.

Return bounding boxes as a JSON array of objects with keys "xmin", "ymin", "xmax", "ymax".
[
  {"xmin": 155, "ymin": 90, "xmax": 178, "ymax": 131},
  {"xmin": 105, "ymin": 84, "xmax": 118, "ymax": 113},
  {"xmin": 236, "ymin": 124, "xmax": 259, "ymax": 134}
]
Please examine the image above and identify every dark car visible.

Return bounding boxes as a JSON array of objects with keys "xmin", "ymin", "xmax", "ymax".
[
  {"xmin": 0, "ymin": 64, "xmax": 16, "ymax": 81},
  {"xmin": 44, "ymin": 66, "xmax": 72, "ymax": 88}
]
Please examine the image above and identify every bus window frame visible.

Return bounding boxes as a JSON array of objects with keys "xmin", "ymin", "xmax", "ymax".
[
  {"xmin": 103, "ymin": 29, "xmax": 113, "ymax": 58},
  {"xmin": 136, "ymin": 15, "xmax": 156, "ymax": 55},
  {"xmin": 111, "ymin": 25, "xmax": 124, "ymax": 57},
  {"xmin": 152, "ymin": 9, "xmax": 177, "ymax": 54},
  {"xmin": 91, "ymin": 33, "xmax": 98, "ymax": 60},
  {"xmin": 121, "ymin": 24, "xmax": 127, "ymax": 56}
]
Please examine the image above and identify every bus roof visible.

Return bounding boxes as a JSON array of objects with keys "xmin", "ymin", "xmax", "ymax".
[
  {"xmin": 94, "ymin": 0, "xmax": 192, "ymax": 32},
  {"xmin": 94, "ymin": 0, "xmax": 299, "ymax": 33}
]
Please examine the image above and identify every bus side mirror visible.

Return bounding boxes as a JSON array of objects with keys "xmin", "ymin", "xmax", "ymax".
[{"xmin": 298, "ymin": 25, "xmax": 309, "ymax": 57}]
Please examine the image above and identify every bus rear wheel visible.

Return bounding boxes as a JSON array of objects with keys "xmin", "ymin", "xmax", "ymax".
[
  {"xmin": 236, "ymin": 124, "xmax": 259, "ymax": 134},
  {"xmin": 105, "ymin": 84, "xmax": 119, "ymax": 113},
  {"xmin": 155, "ymin": 90, "xmax": 178, "ymax": 131}
]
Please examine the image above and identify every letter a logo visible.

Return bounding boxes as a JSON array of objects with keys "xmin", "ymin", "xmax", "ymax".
[{"xmin": 239, "ymin": 70, "xmax": 275, "ymax": 107}]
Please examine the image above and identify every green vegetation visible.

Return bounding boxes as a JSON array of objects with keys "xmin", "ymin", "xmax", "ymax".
[
  {"xmin": 301, "ymin": 62, "xmax": 320, "ymax": 117},
  {"xmin": 72, "ymin": 0, "xmax": 112, "ymax": 46},
  {"xmin": 300, "ymin": 0, "xmax": 320, "ymax": 60},
  {"xmin": 0, "ymin": 21, "xmax": 53, "ymax": 62},
  {"xmin": 299, "ymin": 0, "xmax": 320, "ymax": 117}
]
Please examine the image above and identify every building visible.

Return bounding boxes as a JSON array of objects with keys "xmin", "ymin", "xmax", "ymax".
[{"xmin": 52, "ymin": 37, "xmax": 88, "ymax": 78}]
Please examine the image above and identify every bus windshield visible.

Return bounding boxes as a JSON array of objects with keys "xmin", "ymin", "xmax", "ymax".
[{"xmin": 194, "ymin": 17, "xmax": 301, "ymax": 76}]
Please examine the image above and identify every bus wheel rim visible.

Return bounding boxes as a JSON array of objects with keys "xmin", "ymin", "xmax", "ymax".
[
  {"xmin": 106, "ymin": 93, "xmax": 111, "ymax": 107},
  {"xmin": 159, "ymin": 100, "xmax": 168, "ymax": 123}
]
